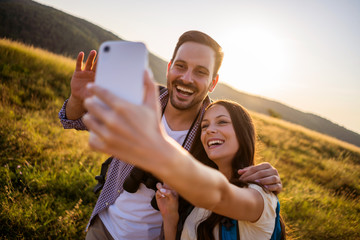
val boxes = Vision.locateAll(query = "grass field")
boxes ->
[1,38,359,239]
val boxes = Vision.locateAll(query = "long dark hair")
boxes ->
[181,100,286,240]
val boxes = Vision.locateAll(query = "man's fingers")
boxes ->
[264,183,282,194]
[240,168,278,182]
[84,50,97,71]
[254,175,281,186]
[238,163,272,180]
[75,52,84,71]
[92,55,98,73]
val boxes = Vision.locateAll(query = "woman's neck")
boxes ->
[217,163,232,180]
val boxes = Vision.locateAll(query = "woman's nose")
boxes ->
[206,124,217,133]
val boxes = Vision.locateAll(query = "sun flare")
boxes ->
[219,28,292,95]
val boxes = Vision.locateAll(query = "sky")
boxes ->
[35,0,360,134]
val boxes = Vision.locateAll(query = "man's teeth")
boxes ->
[176,86,194,94]
[208,140,224,147]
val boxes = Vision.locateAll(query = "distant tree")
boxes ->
[268,108,282,119]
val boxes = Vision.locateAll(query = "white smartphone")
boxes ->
[94,40,148,105]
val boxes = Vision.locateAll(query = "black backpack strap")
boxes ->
[93,156,114,194]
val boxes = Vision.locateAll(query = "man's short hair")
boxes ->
[171,30,224,78]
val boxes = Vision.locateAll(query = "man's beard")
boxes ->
[168,79,204,110]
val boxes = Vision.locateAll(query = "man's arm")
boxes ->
[58,99,88,130]
[58,50,97,129]
[238,163,282,194]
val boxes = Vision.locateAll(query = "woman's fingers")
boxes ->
[143,70,160,117]
[86,83,131,116]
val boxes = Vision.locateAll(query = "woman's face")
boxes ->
[200,104,239,168]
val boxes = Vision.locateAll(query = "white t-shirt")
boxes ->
[99,115,188,240]
[181,184,278,240]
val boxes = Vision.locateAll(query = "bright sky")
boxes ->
[35,0,360,134]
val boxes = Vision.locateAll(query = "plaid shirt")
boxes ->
[58,88,210,233]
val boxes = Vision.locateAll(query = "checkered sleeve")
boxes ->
[58,99,88,130]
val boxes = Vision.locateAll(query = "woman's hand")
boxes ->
[156,183,179,221]
[156,183,179,240]
[82,70,166,171]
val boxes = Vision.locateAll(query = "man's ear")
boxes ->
[208,74,219,93]
[166,61,172,79]
[167,61,172,72]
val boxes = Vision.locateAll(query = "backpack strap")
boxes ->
[219,217,240,240]
[93,156,114,194]
[270,200,282,240]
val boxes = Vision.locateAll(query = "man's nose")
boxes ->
[181,69,193,84]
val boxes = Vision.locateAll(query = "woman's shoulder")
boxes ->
[248,184,277,201]
[247,183,278,221]
[237,184,278,239]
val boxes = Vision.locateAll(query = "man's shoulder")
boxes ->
[158,84,167,93]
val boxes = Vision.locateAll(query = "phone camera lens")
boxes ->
[104,46,110,52]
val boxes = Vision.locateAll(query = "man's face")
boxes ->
[167,42,218,111]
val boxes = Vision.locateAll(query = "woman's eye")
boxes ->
[201,124,209,130]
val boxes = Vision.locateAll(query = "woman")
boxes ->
[156,100,285,239]
[83,75,285,240]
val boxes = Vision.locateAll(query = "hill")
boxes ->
[0,0,168,86]
[210,84,360,147]
[1,37,360,239]
[1,0,359,147]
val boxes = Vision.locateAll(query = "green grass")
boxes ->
[1,38,359,239]
[0,39,107,239]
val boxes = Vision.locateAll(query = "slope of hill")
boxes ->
[1,0,359,147]
[210,84,360,147]
[1,37,360,239]
[0,0,168,85]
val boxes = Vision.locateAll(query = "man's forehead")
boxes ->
[174,42,216,68]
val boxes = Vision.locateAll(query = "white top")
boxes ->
[181,184,278,240]
[161,114,189,145]
[99,115,188,240]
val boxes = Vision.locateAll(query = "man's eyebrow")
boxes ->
[196,65,210,73]
[174,59,186,64]
[174,60,209,72]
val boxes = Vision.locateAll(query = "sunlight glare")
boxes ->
[219,28,291,96]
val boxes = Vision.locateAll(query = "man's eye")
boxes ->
[197,70,208,75]
[175,64,185,69]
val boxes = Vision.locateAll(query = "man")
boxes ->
[59,30,282,239]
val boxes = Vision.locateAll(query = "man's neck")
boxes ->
[164,101,202,131]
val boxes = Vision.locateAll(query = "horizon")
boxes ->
[34,0,360,134]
